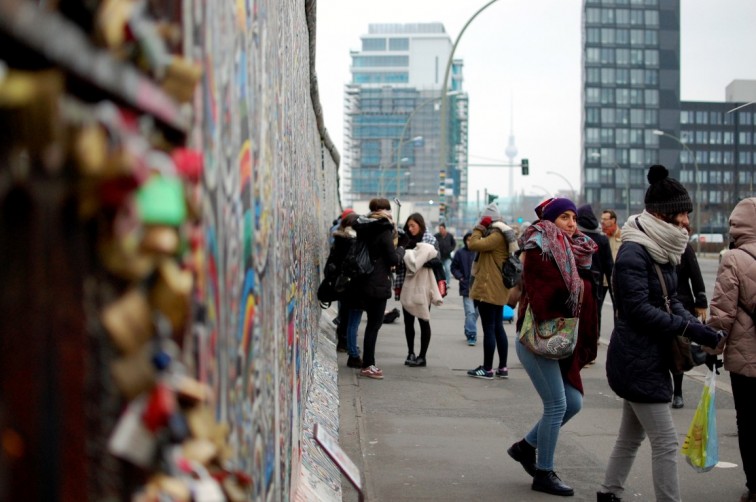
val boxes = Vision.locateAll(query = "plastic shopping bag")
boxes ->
[680,367,718,472]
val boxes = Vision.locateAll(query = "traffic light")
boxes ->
[521,158,529,176]
[487,194,498,204]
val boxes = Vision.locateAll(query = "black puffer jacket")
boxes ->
[353,213,402,300]
[607,242,700,403]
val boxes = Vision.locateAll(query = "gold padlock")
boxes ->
[161,57,203,103]
[182,438,217,465]
[150,259,193,336]
[110,343,157,399]
[71,123,108,176]
[101,288,153,355]
[141,225,180,255]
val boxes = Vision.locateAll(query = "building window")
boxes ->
[645,129,660,146]
[630,49,644,65]
[630,29,644,46]
[644,109,657,124]
[586,27,601,43]
[644,69,658,85]
[362,38,386,51]
[601,129,615,143]
[352,55,409,67]
[630,69,643,85]
[601,108,616,124]
[586,107,601,123]
[616,128,630,145]
[629,129,644,144]
[644,49,658,67]
[629,9,644,25]
[616,9,630,24]
[695,110,708,124]
[723,131,735,145]
[586,87,600,104]
[629,88,643,105]
[644,30,658,45]
[600,168,615,183]
[681,110,692,124]
[739,151,752,164]
[585,168,600,184]
[586,128,601,143]
[389,38,409,51]
[709,131,722,144]
[739,111,753,125]
[723,170,733,183]
[586,48,601,63]
[586,8,601,23]
[724,151,734,164]
[601,28,615,44]
[601,48,615,64]
[616,48,629,65]
[644,89,658,106]
[601,68,615,84]
[616,88,629,105]
[602,8,615,23]
[644,10,659,27]
[630,109,643,125]
[695,131,708,144]
[709,151,722,164]
[710,111,723,125]
[616,68,629,84]
[586,67,601,83]
[601,88,615,105]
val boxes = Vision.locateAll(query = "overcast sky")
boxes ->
[315,0,756,200]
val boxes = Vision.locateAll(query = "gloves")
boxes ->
[704,354,723,374]
[394,288,401,301]
[479,216,492,228]
[405,239,417,250]
[686,322,724,349]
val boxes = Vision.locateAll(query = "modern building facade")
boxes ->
[343,23,469,227]
[582,0,756,236]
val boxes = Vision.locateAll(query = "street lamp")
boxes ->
[438,0,501,219]
[546,171,577,202]
[653,129,701,252]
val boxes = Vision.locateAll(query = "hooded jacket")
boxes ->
[468,221,518,306]
[399,243,443,320]
[353,212,402,300]
[451,232,475,296]
[707,197,756,378]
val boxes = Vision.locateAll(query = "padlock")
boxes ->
[181,438,217,465]
[136,473,191,502]
[136,175,187,226]
[140,225,180,255]
[185,405,215,439]
[221,474,249,502]
[171,374,210,405]
[150,260,193,336]
[99,231,157,280]
[108,396,157,468]
[101,288,153,355]
[185,463,226,502]
[142,380,176,433]
[94,0,136,52]
[161,57,203,103]
[110,343,157,399]
[71,122,108,176]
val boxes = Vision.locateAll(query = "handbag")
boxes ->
[518,290,581,360]
[652,263,695,374]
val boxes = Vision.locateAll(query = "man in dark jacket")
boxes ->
[434,223,456,284]
[451,231,479,345]
[576,204,614,334]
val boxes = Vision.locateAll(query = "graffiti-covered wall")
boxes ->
[185,0,339,499]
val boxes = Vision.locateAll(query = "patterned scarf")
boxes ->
[621,210,689,265]
[519,220,598,314]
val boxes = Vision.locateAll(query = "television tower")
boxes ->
[504,97,518,198]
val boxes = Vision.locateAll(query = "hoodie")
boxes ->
[576,204,613,296]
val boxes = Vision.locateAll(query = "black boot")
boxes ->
[507,439,536,477]
[597,492,621,502]
[532,469,574,497]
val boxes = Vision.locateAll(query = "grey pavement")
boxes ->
[336,261,747,501]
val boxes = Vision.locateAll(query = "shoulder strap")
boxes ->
[737,247,756,263]
[652,262,672,314]
[735,248,756,318]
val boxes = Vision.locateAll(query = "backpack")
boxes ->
[501,254,522,289]
[335,236,374,292]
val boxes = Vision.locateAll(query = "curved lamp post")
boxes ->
[438,0,501,218]
[653,129,701,252]
[546,171,577,202]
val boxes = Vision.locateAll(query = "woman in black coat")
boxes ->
[352,198,403,379]
[598,166,724,502]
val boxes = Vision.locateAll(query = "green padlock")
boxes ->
[136,176,187,225]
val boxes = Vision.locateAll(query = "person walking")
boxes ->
[597,165,725,502]
[671,240,708,409]
[434,222,456,284]
[506,197,598,497]
[394,213,439,367]
[451,231,479,345]
[465,203,519,380]
[352,198,403,380]
[327,212,364,367]
[576,204,614,334]
[707,197,756,502]
[601,209,622,314]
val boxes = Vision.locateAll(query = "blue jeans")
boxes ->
[516,341,583,471]
[346,309,363,358]
[442,258,452,284]
[462,296,478,340]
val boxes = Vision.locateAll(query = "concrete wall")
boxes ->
[184,0,340,499]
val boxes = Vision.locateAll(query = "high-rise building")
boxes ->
[343,23,469,227]
[581,0,680,223]
[582,1,755,237]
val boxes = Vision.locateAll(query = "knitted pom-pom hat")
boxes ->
[644,164,693,215]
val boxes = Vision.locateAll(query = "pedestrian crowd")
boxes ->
[319,165,755,502]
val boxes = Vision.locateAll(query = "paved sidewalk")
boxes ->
[336,288,746,501]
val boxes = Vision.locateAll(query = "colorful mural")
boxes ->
[186,0,339,499]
